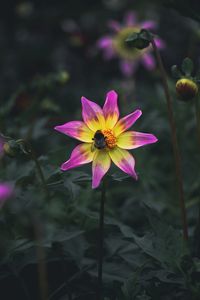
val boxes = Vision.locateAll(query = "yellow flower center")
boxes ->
[102,129,117,149]
[112,26,148,60]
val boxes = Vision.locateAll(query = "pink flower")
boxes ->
[97,11,165,77]
[0,183,13,208]
[55,90,157,188]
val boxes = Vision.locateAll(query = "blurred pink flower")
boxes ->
[54,90,157,188]
[97,11,164,77]
[0,183,13,208]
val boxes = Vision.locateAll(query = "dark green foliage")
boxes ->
[1,1,200,300]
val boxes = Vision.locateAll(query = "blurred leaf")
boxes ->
[181,57,194,76]
[171,65,182,79]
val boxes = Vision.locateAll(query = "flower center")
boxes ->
[102,129,117,149]
[112,26,147,60]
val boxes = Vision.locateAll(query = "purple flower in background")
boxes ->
[0,183,13,208]
[97,11,164,77]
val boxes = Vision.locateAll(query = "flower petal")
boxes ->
[0,184,13,202]
[113,109,142,136]
[97,36,113,49]
[119,59,137,77]
[109,147,137,179]
[92,150,111,189]
[108,20,121,32]
[142,53,156,70]
[117,131,158,149]
[155,38,165,49]
[103,90,119,129]
[124,11,137,27]
[81,97,106,132]
[140,20,157,30]
[54,121,94,142]
[97,36,115,60]
[61,143,95,171]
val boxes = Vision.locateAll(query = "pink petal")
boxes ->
[119,60,137,77]
[109,147,137,179]
[97,36,115,60]
[103,90,119,129]
[92,150,111,188]
[114,109,142,136]
[142,53,156,70]
[140,20,157,30]
[54,121,93,143]
[124,11,137,27]
[117,131,158,149]
[108,20,121,32]
[61,143,94,171]
[97,36,113,50]
[154,38,165,49]
[0,183,13,208]
[81,96,105,131]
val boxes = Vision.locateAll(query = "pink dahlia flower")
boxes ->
[0,183,13,208]
[55,90,157,188]
[97,11,164,77]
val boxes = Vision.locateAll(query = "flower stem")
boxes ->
[26,142,50,200]
[32,216,49,300]
[151,38,188,240]
[194,96,200,148]
[193,95,200,256]
[97,179,106,300]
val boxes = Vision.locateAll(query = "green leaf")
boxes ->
[171,65,182,79]
[181,57,194,76]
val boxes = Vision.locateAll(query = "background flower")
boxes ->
[0,183,13,208]
[97,11,165,76]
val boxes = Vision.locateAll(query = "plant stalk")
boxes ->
[27,142,50,200]
[193,95,200,256]
[97,180,106,300]
[32,216,49,300]
[151,38,188,240]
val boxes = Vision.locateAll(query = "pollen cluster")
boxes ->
[102,129,117,149]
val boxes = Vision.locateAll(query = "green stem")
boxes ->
[32,216,49,300]
[151,38,188,240]
[193,96,200,256]
[194,96,200,148]
[27,143,50,200]
[97,180,106,300]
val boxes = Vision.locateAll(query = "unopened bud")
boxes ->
[176,78,198,101]
[126,29,153,50]
[56,71,69,85]
[3,140,21,157]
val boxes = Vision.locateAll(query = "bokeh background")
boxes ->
[1,0,200,299]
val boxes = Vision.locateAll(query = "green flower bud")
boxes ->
[126,29,153,50]
[56,71,69,85]
[3,140,21,157]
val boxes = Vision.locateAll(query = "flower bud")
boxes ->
[56,71,69,85]
[176,78,198,101]
[3,140,21,157]
[126,29,152,50]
